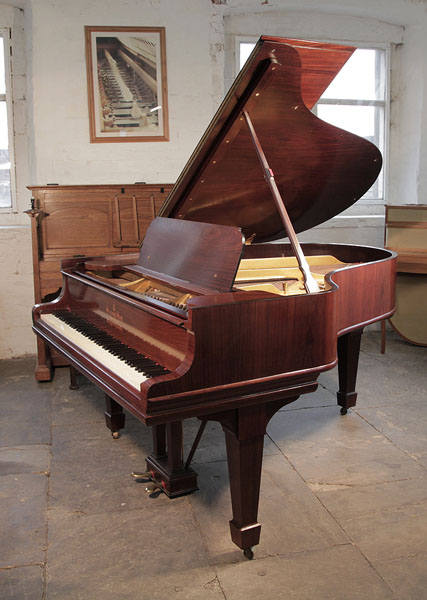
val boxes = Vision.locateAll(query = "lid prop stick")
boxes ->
[243,109,319,294]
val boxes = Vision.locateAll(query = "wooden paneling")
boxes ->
[26,183,173,378]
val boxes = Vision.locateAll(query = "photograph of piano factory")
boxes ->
[96,36,160,133]
[1,1,427,599]
[87,28,168,140]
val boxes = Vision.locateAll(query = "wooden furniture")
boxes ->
[26,184,173,379]
[384,204,427,346]
[32,37,396,558]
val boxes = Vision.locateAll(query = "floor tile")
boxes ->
[267,406,425,485]
[312,477,427,521]
[0,380,53,447]
[0,566,44,600]
[0,445,50,476]
[49,423,157,514]
[355,404,427,467]
[216,545,395,599]
[337,502,427,563]
[0,473,47,567]
[189,454,348,564]
[374,554,427,600]
[46,506,221,599]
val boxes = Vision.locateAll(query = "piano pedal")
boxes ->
[131,470,151,481]
[145,482,163,497]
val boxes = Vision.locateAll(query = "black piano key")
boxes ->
[53,310,170,378]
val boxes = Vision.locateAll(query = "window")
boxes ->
[238,40,388,207]
[0,29,15,213]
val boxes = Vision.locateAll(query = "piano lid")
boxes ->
[160,37,382,243]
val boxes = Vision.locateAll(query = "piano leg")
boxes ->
[145,421,198,497]
[69,366,79,390]
[337,328,363,415]
[152,423,167,459]
[34,337,52,382]
[104,395,126,439]
[216,399,294,558]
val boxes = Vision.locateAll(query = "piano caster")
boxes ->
[243,548,254,560]
[340,407,348,415]
[112,431,120,439]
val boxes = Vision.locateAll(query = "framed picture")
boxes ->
[85,26,169,142]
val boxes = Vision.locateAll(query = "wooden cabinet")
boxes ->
[384,205,427,346]
[26,183,173,379]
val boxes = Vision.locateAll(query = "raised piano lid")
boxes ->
[159,36,382,242]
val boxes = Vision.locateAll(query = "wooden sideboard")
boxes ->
[26,183,173,380]
[384,204,427,347]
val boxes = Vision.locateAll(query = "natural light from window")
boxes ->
[239,43,386,203]
[0,33,12,210]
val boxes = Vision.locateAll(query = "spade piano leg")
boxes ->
[104,395,126,438]
[215,399,296,558]
[145,421,198,497]
[337,328,363,415]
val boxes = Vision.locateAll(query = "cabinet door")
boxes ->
[40,193,116,257]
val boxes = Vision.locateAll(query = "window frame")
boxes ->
[234,36,390,212]
[0,27,17,214]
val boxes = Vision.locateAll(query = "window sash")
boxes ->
[236,38,389,207]
[0,28,17,214]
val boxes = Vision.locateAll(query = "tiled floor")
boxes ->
[0,332,426,599]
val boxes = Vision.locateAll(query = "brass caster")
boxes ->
[340,407,348,415]
[112,431,120,439]
[69,384,79,390]
[243,548,254,560]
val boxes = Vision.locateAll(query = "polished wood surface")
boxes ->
[31,36,396,557]
[26,184,173,379]
[133,217,245,294]
[243,242,396,335]
[160,37,381,241]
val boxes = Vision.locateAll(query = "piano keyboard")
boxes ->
[40,311,170,390]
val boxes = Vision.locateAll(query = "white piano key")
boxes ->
[40,313,148,390]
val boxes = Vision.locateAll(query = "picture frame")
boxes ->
[85,26,169,143]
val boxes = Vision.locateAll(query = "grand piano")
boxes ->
[32,37,396,559]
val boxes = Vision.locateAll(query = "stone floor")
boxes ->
[0,332,426,599]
